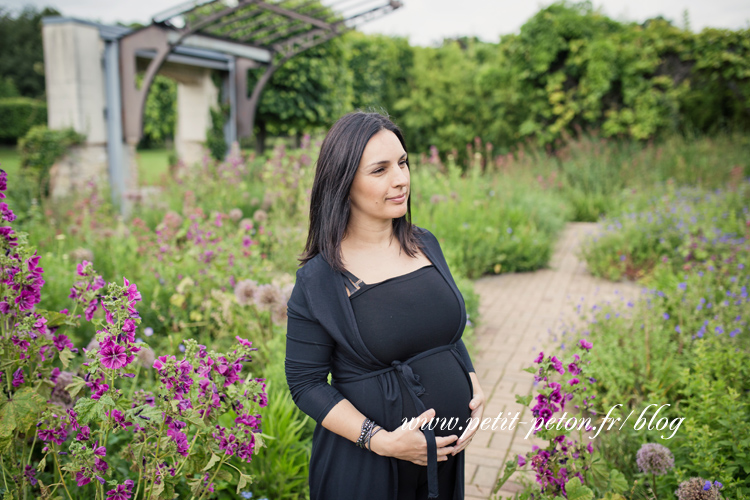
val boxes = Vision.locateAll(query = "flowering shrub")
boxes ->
[494,339,629,499]
[0,169,267,499]
[580,181,750,281]
[567,180,749,497]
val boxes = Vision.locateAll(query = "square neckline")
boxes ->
[342,264,434,297]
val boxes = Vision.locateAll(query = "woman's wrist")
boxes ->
[368,428,392,457]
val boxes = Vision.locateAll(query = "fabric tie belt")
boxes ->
[335,343,467,499]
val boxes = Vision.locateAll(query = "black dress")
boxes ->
[342,264,473,499]
[285,226,475,500]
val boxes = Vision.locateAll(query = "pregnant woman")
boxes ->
[285,111,485,499]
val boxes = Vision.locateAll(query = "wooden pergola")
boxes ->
[120,0,403,145]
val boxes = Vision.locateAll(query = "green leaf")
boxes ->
[184,410,207,429]
[522,366,537,374]
[515,394,533,406]
[236,472,254,494]
[36,309,71,328]
[65,376,87,399]
[565,478,594,500]
[585,452,610,490]
[202,453,221,472]
[59,347,75,369]
[149,479,165,499]
[0,387,46,437]
[214,468,232,482]
[608,469,628,494]
[74,397,107,425]
[128,404,164,423]
[98,394,117,408]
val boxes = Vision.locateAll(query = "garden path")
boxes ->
[463,222,641,499]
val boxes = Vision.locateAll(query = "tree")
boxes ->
[248,35,352,153]
[0,6,61,99]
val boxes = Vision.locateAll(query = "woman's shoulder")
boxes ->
[412,224,438,247]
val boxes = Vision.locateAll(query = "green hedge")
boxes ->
[0,97,47,142]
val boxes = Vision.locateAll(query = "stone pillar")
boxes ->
[175,67,218,166]
[43,20,111,198]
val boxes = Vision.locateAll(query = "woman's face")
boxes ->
[348,129,410,227]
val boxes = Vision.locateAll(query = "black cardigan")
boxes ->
[285,225,475,499]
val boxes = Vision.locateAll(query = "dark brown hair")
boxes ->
[298,111,423,272]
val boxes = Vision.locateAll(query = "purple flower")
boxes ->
[1,201,16,222]
[517,454,526,467]
[534,351,544,363]
[100,342,130,370]
[53,334,75,352]
[636,443,674,475]
[123,278,142,302]
[578,339,593,350]
[75,471,91,487]
[12,368,24,387]
[24,464,37,486]
[76,426,91,441]
[76,261,91,277]
[144,327,154,337]
[15,290,36,311]
[568,378,580,386]
[704,481,711,491]
[663,312,670,320]
[84,300,98,321]
[106,481,134,500]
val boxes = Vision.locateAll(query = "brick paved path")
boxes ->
[463,222,641,499]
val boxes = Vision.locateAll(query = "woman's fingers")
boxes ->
[436,435,458,447]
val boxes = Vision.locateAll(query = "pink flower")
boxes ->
[578,339,593,350]
[123,278,142,302]
[122,319,136,340]
[76,471,91,487]
[533,351,544,363]
[235,336,253,347]
[568,378,580,386]
[517,455,526,467]
[76,261,91,277]
[100,343,129,370]
[53,334,75,352]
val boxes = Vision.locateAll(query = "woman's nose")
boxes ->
[391,164,408,186]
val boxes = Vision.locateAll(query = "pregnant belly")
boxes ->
[400,351,473,438]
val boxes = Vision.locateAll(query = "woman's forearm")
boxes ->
[320,398,373,445]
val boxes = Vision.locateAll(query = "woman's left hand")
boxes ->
[452,372,485,455]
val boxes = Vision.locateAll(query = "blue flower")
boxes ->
[704,480,711,491]
[714,481,723,489]
[663,312,670,320]
[678,282,687,290]
[241,492,253,499]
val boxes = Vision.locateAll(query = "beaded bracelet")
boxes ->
[355,418,375,449]
[368,426,383,452]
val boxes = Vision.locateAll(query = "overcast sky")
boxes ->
[5,0,750,45]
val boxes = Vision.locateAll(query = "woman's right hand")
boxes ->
[369,408,458,466]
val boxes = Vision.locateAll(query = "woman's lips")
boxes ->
[388,193,407,203]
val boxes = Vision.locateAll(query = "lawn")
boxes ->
[136,147,171,186]
[0,145,21,177]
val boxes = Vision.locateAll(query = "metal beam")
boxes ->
[252,2,333,30]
